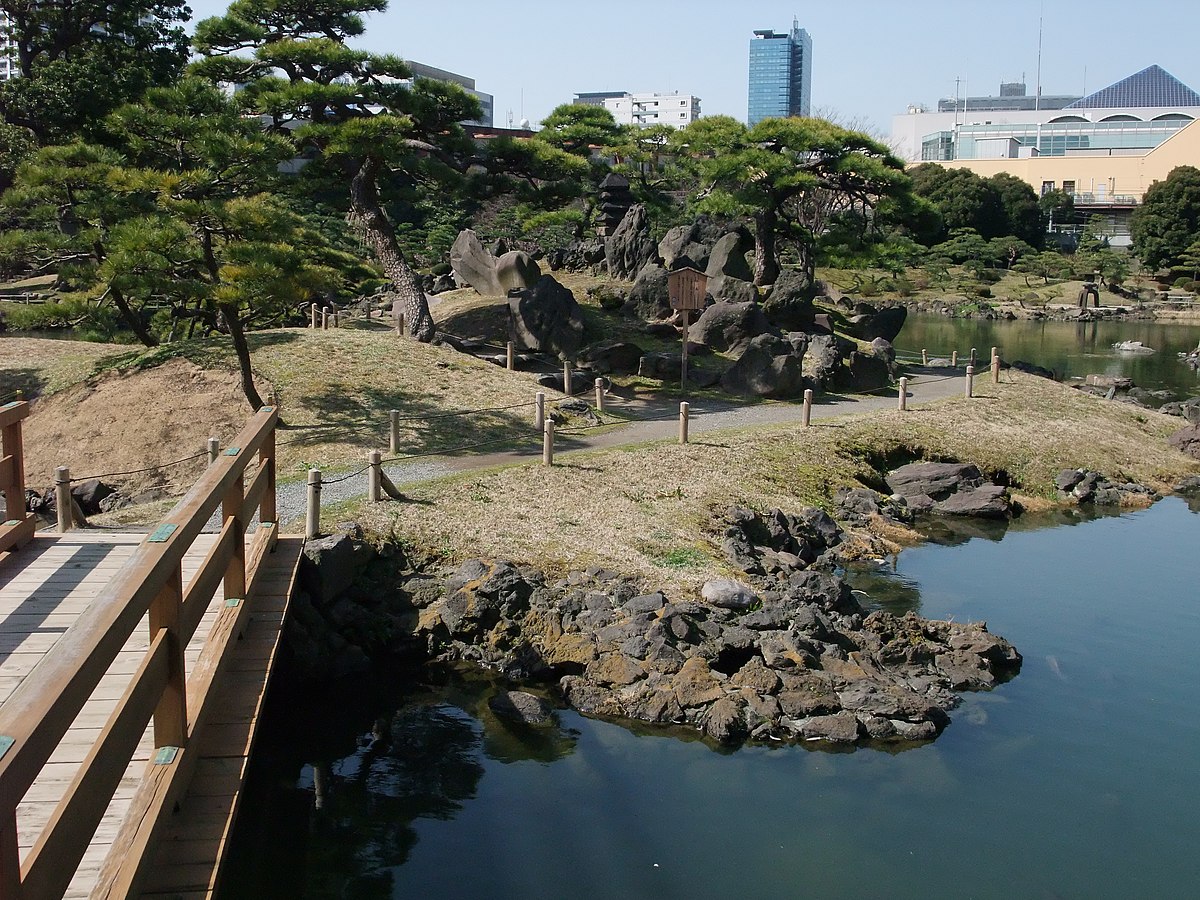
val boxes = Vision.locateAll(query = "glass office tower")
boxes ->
[747,21,812,125]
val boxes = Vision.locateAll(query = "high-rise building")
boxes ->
[1,12,18,82]
[747,19,812,125]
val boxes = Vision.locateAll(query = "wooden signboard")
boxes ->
[667,266,709,392]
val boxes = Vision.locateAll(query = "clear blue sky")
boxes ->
[184,1,1200,135]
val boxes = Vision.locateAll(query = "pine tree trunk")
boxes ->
[110,286,159,347]
[753,207,780,287]
[218,301,265,411]
[348,158,436,341]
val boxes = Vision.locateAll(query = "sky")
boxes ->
[183,1,1200,137]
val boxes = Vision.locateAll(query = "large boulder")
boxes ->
[885,462,1011,519]
[856,306,908,343]
[761,269,815,330]
[688,301,776,355]
[658,224,711,271]
[806,333,850,389]
[508,275,585,358]
[1168,424,1200,460]
[705,231,754,285]
[605,204,658,280]
[578,341,645,375]
[450,229,503,296]
[495,251,541,293]
[623,262,672,320]
[840,350,891,392]
[720,333,809,399]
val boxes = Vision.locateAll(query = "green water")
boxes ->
[222,498,1200,899]
[897,313,1200,398]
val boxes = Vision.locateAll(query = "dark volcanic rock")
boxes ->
[720,333,809,400]
[886,462,1011,519]
[623,262,672,320]
[605,204,659,280]
[508,275,585,358]
[488,690,556,725]
[688,301,776,355]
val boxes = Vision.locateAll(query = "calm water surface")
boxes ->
[897,313,1200,398]
[223,498,1200,900]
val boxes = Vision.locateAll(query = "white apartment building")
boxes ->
[603,91,702,130]
[1,12,17,81]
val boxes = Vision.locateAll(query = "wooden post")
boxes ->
[595,378,605,413]
[534,392,545,430]
[965,365,975,398]
[149,564,187,748]
[991,347,1001,384]
[679,401,689,444]
[321,307,329,330]
[970,347,978,367]
[333,308,340,328]
[207,437,220,465]
[367,450,382,502]
[389,410,400,454]
[802,389,813,427]
[506,341,515,371]
[951,350,959,368]
[563,360,573,397]
[55,466,72,534]
[222,467,246,602]
[542,419,554,466]
[397,312,405,337]
[921,348,928,365]
[392,299,403,335]
[1,813,20,899]
[899,376,908,411]
[310,304,319,329]
[680,308,690,393]
[305,469,322,539]
[259,414,277,530]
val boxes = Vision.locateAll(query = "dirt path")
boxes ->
[280,368,967,524]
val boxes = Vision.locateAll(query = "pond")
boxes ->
[220,497,1200,900]
[896,313,1200,398]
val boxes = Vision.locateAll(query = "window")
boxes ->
[1063,181,1076,195]
[1041,181,1056,196]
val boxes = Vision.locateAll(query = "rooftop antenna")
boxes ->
[1035,3,1043,111]
[954,76,962,127]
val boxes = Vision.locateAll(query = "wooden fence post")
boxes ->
[389,410,400,454]
[507,341,515,371]
[965,365,975,398]
[221,461,246,602]
[951,350,958,368]
[899,376,908,411]
[207,437,220,465]
[534,392,545,431]
[321,307,329,330]
[802,389,813,427]
[970,347,978,367]
[310,304,319,329]
[55,466,72,534]
[563,360,573,397]
[305,469,322,539]
[542,419,554,466]
[595,378,605,413]
[149,564,186,749]
[921,349,928,365]
[991,346,1000,384]
[333,308,340,329]
[679,402,689,444]
[367,450,382,502]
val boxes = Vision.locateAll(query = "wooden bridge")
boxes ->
[0,402,303,899]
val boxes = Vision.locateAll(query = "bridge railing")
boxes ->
[0,405,279,900]
[0,401,36,557]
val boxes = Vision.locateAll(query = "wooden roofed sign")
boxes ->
[668,266,708,311]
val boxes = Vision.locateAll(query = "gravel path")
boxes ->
[270,367,967,527]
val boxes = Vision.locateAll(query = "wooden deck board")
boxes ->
[0,529,301,900]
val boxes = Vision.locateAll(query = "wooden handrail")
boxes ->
[0,405,279,900]
[0,401,35,557]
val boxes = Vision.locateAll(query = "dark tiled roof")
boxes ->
[1065,65,1200,109]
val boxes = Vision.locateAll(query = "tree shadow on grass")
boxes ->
[0,367,45,401]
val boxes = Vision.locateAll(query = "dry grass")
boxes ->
[354,370,1199,595]
[0,336,127,400]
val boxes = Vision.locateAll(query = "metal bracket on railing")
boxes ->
[153,747,180,765]
[147,524,178,543]
[0,736,13,760]
[225,598,242,608]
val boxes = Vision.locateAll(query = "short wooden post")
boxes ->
[149,564,187,748]
[802,389,813,427]
[207,437,220,465]
[965,365,975,398]
[921,348,928,365]
[991,346,1000,383]
[310,304,319,329]
[542,419,554,466]
[534,392,545,430]
[222,465,246,602]
[396,312,405,336]
[970,347,978,367]
[679,401,689,444]
[951,350,959,368]
[367,450,382,502]
[333,308,340,328]
[260,413,277,529]
[305,469,322,539]
[595,378,605,413]
[321,307,329,330]
[389,409,400,454]
[392,299,404,335]
[899,376,908,411]
[563,360,573,396]
[55,466,72,533]
[506,341,515,371]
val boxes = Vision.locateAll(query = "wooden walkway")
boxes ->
[0,530,301,899]
[0,404,302,900]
